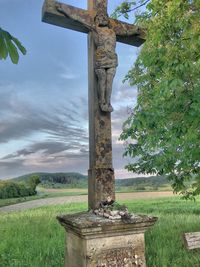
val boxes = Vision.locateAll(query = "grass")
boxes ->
[116,185,172,193]
[0,195,45,208]
[0,197,200,267]
[125,197,200,267]
[0,186,171,208]
[0,189,88,208]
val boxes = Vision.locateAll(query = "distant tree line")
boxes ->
[116,175,168,187]
[14,172,88,188]
[0,175,40,199]
[11,172,171,190]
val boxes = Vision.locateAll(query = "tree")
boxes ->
[0,180,39,199]
[28,175,40,194]
[0,27,26,64]
[114,0,200,198]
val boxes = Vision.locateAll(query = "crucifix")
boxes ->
[42,0,145,210]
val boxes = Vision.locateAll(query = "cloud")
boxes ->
[0,159,25,168]
[0,159,26,178]
[60,73,78,80]
[58,65,79,80]
[112,83,138,104]
[2,149,34,160]
[0,139,89,179]
[0,79,138,179]
[1,142,72,160]
[0,86,88,144]
[29,141,88,158]
[0,84,90,178]
[0,87,20,116]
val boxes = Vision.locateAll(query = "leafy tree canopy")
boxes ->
[115,0,200,199]
[0,27,26,64]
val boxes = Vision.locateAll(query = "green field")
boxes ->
[0,197,200,267]
[0,189,88,208]
[0,174,172,208]
[0,185,171,208]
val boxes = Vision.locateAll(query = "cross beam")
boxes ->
[42,0,145,209]
[42,0,145,46]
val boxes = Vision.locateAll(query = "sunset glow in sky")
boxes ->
[0,0,142,179]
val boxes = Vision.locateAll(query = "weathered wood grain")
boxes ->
[183,232,200,250]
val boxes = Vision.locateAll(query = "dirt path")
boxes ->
[0,191,174,213]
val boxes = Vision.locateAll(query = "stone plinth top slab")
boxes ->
[57,212,157,238]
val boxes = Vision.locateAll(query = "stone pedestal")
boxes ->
[57,212,157,267]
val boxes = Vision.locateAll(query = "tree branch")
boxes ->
[128,0,150,12]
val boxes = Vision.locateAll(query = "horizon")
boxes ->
[0,171,153,181]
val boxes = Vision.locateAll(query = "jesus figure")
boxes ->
[56,2,141,113]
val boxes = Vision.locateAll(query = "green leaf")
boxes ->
[0,27,26,64]
[0,34,8,59]
[11,36,26,55]
[4,32,19,64]
[7,40,19,64]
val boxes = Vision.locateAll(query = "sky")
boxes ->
[0,0,143,179]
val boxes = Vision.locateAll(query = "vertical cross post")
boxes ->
[88,0,115,210]
[42,0,145,210]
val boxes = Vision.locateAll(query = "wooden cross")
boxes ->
[42,0,145,209]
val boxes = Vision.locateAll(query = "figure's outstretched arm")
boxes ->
[55,2,95,31]
[109,18,145,37]
[109,18,145,46]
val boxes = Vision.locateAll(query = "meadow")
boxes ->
[0,197,200,267]
[0,188,88,208]
[0,186,171,208]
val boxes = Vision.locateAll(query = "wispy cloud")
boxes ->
[0,84,88,143]
[0,80,140,179]
[0,83,90,178]
[58,65,79,80]
[112,83,138,104]
[60,72,78,80]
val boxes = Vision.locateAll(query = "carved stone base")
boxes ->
[57,212,157,267]
[88,168,115,209]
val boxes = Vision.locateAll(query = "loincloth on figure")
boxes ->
[95,48,118,69]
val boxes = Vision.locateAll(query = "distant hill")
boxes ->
[10,172,171,190]
[12,172,87,188]
[116,175,170,188]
